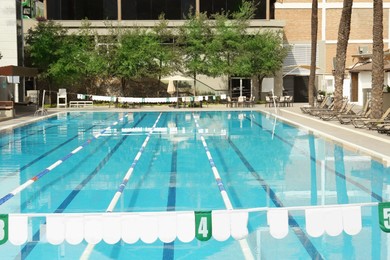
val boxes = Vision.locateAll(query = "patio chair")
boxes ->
[352,107,390,129]
[237,96,246,107]
[277,96,286,107]
[337,99,371,124]
[265,96,273,107]
[226,96,234,107]
[284,96,293,107]
[245,96,255,107]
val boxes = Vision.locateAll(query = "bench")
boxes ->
[0,101,14,118]
[69,101,94,108]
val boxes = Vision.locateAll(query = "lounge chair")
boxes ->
[301,96,329,114]
[377,123,390,134]
[337,99,371,124]
[308,99,346,117]
[352,107,390,129]
[319,103,355,121]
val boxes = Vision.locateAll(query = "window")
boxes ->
[47,0,117,20]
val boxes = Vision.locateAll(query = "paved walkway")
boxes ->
[262,104,390,166]
[1,103,389,166]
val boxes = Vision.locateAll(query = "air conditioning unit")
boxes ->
[358,46,369,54]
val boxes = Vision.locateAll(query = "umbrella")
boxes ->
[167,80,176,95]
[161,74,193,108]
[161,74,193,82]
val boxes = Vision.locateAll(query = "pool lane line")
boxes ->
[192,113,232,210]
[18,114,147,260]
[0,113,130,206]
[106,112,163,212]
[163,140,178,260]
[80,112,163,260]
[227,137,324,260]
[0,125,57,149]
[0,112,88,149]
[192,113,254,260]
[0,112,119,182]
[162,113,179,260]
[246,114,384,202]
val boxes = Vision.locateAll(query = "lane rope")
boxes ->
[0,113,129,206]
[192,112,254,260]
[80,112,162,260]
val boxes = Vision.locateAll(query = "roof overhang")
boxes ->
[0,65,38,77]
[349,60,390,73]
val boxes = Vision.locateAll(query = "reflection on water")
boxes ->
[0,111,389,259]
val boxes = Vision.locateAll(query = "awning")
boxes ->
[0,65,38,77]
[349,60,390,72]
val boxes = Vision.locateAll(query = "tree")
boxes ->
[206,12,240,78]
[116,27,161,95]
[205,1,258,96]
[25,20,68,97]
[333,0,353,110]
[152,15,181,91]
[240,31,288,99]
[308,0,318,106]
[371,0,384,119]
[178,10,211,95]
[49,21,108,94]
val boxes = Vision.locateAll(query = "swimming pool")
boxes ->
[0,111,389,259]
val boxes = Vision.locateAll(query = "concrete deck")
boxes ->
[1,103,389,166]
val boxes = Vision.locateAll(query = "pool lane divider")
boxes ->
[192,113,233,210]
[106,112,162,212]
[18,114,146,260]
[0,114,130,207]
[80,112,162,260]
[192,113,254,260]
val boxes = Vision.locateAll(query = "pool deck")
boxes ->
[1,103,389,166]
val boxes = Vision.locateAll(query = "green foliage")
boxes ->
[25,20,68,77]
[49,21,108,92]
[242,30,288,78]
[152,15,181,77]
[206,12,242,77]
[178,11,211,77]
[24,1,288,97]
[117,27,160,79]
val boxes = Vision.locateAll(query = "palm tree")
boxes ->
[371,0,384,119]
[333,0,353,110]
[308,0,318,106]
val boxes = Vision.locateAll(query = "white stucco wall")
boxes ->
[0,0,18,67]
[358,72,372,106]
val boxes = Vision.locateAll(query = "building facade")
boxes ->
[0,0,24,102]
[275,0,390,104]
[1,0,390,103]
[22,0,284,99]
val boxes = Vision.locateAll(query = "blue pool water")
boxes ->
[0,111,389,259]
